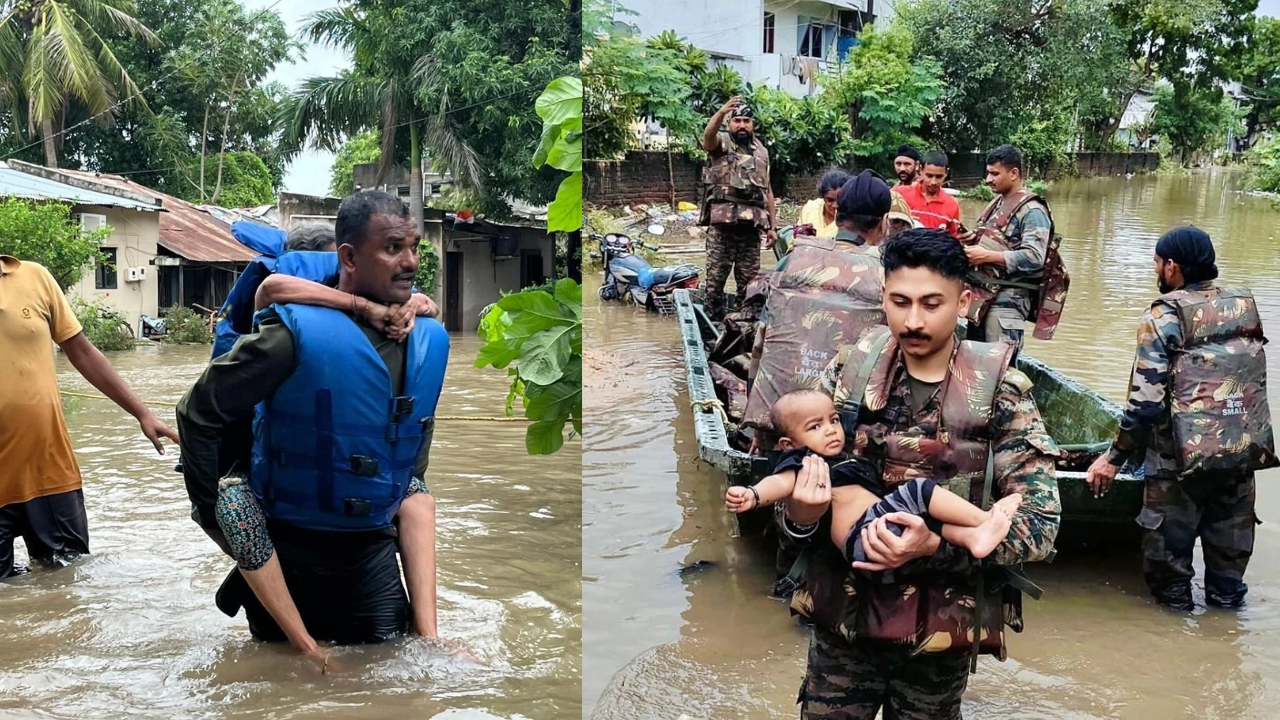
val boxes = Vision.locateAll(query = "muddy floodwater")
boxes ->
[0,335,581,720]
[584,168,1280,719]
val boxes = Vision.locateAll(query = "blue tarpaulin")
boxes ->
[231,220,286,258]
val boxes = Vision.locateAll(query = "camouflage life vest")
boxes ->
[742,233,885,433]
[698,133,771,229]
[967,191,1070,341]
[795,327,1023,660]
[1163,285,1279,477]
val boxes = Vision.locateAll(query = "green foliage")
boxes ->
[1,0,297,195]
[1149,84,1239,164]
[330,131,383,196]
[0,199,111,290]
[1244,137,1280,193]
[533,77,583,233]
[415,241,440,296]
[747,86,855,194]
[476,77,583,455]
[71,299,136,352]
[1238,17,1280,148]
[0,0,158,167]
[898,0,1129,168]
[209,152,277,208]
[822,24,943,169]
[162,307,213,344]
[583,30,698,158]
[475,279,583,454]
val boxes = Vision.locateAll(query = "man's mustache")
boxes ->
[899,330,931,342]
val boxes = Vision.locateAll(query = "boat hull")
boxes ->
[674,289,1144,545]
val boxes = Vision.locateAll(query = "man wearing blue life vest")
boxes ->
[176,191,450,667]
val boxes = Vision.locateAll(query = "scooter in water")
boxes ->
[591,226,701,314]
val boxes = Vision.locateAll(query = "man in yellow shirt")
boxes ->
[0,255,178,579]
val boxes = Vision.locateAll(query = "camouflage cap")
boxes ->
[729,102,754,119]
[887,190,917,226]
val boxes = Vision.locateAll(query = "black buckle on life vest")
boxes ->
[349,455,380,477]
[390,396,415,419]
[343,498,372,517]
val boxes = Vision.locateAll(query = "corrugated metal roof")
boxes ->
[53,168,259,263]
[0,161,161,212]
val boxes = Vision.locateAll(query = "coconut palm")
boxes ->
[0,0,158,167]
[277,5,481,236]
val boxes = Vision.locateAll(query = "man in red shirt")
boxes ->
[896,151,962,237]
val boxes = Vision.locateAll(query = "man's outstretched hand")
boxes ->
[138,412,179,455]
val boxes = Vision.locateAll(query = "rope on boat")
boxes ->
[690,397,730,425]
[57,390,531,422]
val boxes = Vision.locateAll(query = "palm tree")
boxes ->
[277,5,481,237]
[0,0,158,167]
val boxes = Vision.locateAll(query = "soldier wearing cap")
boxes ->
[1087,226,1277,611]
[698,95,777,319]
[891,145,922,187]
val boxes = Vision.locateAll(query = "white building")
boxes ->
[623,0,878,97]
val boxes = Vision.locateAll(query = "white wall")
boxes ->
[450,229,554,332]
[627,0,762,60]
[67,204,160,337]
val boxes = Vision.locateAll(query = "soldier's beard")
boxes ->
[1158,277,1175,294]
[732,129,753,143]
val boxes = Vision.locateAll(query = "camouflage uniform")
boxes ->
[1107,281,1276,608]
[967,195,1053,352]
[701,131,772,318]
[782,330,1061,719]
[741,231,884,433]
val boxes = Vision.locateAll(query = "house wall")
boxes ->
[67,204,160,336]
[627,0,760,61]
[277,192,341,229]
[445,225,553,332]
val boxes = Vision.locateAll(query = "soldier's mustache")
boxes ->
[900,330,931,342]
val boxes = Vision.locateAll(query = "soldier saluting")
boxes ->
[698,95,778,320]
[1088,226,1278,611]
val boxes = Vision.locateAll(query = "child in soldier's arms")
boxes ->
[725,389,1021,563]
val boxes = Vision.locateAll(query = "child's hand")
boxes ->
[725,486,755,513]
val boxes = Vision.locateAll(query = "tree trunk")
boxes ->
[210,77,241,205]
[409,121,425,238]
[41,118,57,168]
[199,106,211,201]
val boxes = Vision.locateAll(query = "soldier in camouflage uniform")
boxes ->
[1088,226,1277,611]
[780,229,1061,720]
[961,144,1053,353]
[699,96,777,319]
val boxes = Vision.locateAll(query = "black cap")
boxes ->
[1155,225,1216,268]
[895,145,921,162]
[837,170,892,218]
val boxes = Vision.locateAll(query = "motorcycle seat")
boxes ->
[643,265,700,287]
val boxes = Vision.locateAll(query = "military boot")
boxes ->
[1205,575,1248,609]
[1152,583,1195,612]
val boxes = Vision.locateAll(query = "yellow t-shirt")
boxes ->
[0,256,84,506]
[799,198,838,238]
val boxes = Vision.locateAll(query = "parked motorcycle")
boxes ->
[590,226,701,314]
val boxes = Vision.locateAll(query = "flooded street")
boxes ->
[0,336,581,720]
[584,168,1280,719]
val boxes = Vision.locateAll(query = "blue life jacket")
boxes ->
[249,303,449,531]
[212,251,340,360]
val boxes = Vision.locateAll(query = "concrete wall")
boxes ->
[586,150,1164,207]
[445,225,553,332]
[628,0,760,61]
[67,204,161,336]
[277,191,341,229]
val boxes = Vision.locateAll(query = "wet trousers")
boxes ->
[1138,472,1256,607]
[705,223,762,317]
[799,624,970,720]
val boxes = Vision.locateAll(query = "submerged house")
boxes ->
[0,160,257,334]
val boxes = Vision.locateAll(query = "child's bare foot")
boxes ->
[965,509,1013,560]
[992,492,1023,519]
